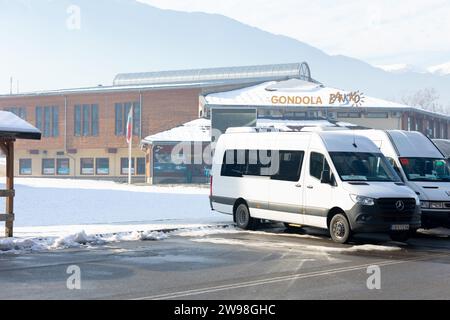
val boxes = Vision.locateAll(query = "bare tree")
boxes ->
[401,88,447,113]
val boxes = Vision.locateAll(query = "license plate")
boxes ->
[391,224,410,231]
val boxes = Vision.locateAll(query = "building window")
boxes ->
[36,106,43,132]
[133,102,141,136]
[96,158,109,175]
[75,104,99,136]
[52,106,59,137]
[115,103,123,135]
[3,107,27,120]
[82,104,90,136]
[136,157,146,175]
[36,106,59,137]
[120,157,135,175]
[44,106,51,137]
[337,112,361,118]
[19,159,32,175]
[56,158,70,175]
[92,104,99,136]
[42,159,55,175]
[115,102,141,136]
[80,158,94,175]
[74,105,82,136]
[366,112,389,118]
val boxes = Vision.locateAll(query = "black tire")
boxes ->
[390,232,410,242]
[329,213,351,244]
[234,203,255,230]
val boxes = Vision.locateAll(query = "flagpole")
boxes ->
[128,132,132,185]
[128,106,133,185]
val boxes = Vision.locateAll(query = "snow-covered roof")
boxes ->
[142,118,211,144]
[0,111,41,140]
[204,78,413,110]
[141,118,358,144]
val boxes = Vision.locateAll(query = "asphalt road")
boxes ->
[0,225,449,300]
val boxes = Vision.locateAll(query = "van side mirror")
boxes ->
[320,169,331,184]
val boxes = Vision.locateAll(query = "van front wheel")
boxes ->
[235,203,255,230]
[329,214,351,244]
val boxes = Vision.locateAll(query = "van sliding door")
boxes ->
[267,150,305,225]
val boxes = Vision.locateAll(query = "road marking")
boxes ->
[132,253,448,300]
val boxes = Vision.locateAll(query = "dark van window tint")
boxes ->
[221,150,246,177]
[310,152,330,180]
[221,149,304,181]
[271,151,304,182]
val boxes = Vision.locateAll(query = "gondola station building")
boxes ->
[1,62,449,182]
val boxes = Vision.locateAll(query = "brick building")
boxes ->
[0,63,304,180]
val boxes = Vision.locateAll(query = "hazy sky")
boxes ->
[1,0,449,94]
[139,0,450,67]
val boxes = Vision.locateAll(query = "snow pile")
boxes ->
[173,225,240,237]
[0,229,168,255]
[50,231,105,249]
[0,237,47,254]
[102,230,168,242]
[345,244,401,252]
[192,237,401,254]
[418,227,450,237]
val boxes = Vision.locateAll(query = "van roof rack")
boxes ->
[300,126,350,132]
[225,127,281,134]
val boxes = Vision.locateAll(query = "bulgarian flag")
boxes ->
[126,106,133,144]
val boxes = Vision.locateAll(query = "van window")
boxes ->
[330,152,400,182]
[310,152,330,180]
[399,157,450,182]
[221,150,245,177]
[387,157,404,180]
[271,151,304,182]
[221,149,303,181]
[221,150,270,177]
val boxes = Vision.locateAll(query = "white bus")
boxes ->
[209,128,421,243]
[354,129,450,229]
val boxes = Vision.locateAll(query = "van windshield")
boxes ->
[399,157,450,182]
[330,152,401,182]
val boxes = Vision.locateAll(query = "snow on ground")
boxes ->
[0,178,228,229]
[0,177,232,254]
[0,177,448,255]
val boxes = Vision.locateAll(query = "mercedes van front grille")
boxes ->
[376,198,416,222]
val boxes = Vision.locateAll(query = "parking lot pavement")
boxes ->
[0,226,449,300]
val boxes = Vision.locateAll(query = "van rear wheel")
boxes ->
[329,214,351,244]
[235,203,255,230]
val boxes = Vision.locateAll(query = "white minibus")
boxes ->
[354,130,450,228]
[209,128,421,243]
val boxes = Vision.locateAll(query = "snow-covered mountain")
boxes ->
[428,62,450,76]
[375,64,427,74]
[1,0,450,105]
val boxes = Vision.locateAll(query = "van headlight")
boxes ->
[430,202,444,209]
[420,201,430,209]
[350,194,375,206]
